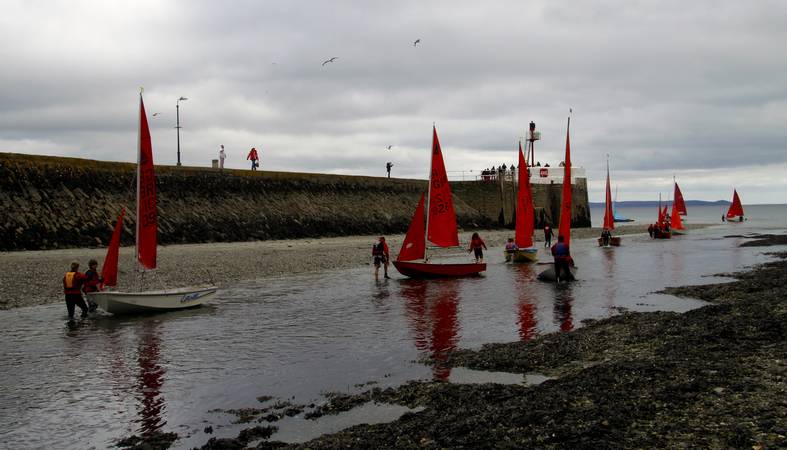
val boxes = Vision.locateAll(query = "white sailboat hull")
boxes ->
[87,286,217,315]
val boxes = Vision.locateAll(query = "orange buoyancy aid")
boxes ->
[63,271,85,295]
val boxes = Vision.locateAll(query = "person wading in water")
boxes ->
[372,236,390,279]
[63,261,89,320]
[551,235,574,283]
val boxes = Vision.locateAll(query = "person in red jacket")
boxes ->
[468,232,488,263]
[63,261,89,319]
[372,236,390,279]
[246,147,260,171]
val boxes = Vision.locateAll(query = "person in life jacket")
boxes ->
[551,235,574,283]
[372,236,390,279]
[63,261,89,319]
[83,259,103,312]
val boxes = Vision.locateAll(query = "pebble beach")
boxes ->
[0,225,663,310]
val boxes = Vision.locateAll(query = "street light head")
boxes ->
[178,97,188,101]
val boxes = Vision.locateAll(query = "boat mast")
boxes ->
[424,124,435,262]
[135,90,142,275]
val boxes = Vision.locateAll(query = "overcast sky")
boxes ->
[2,0,786,203]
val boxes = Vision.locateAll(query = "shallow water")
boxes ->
[1,223,785,449]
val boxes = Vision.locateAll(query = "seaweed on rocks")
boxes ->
[115,431,179,449]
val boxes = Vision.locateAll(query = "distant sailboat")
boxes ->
[673,180,687,216]
[598,156,621,247]
[612,188,634,223]
[506,141,538,262]
[87,93,218,314]
[652,194,671,239]
[393,127,486,278]
[725,189,745,221]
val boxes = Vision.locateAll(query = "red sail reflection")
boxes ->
[553,287,574,332]
[400,280,461,380]
[512,265,538,341]
[135,323,167,435]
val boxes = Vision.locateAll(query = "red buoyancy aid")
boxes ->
[63,271,86,295]
[83,269,101,293]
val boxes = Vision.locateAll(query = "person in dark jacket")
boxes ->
[63,261,88,319]
[83,259,102,312]
[551,235,573,283]
[372,236,390,279]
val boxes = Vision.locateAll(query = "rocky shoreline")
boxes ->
[0,224,665,310]
[114,230,787,449]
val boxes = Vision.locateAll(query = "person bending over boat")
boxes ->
[551,235,573,283]
[468,232,487,263]
[63,261,89,320]
[83,259,103,312]
[372,236,390,279]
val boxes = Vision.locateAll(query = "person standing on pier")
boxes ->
[63,261,88,320]
[219,145,226,169]
[247,147,260,171]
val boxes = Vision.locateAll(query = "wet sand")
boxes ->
[0,224,678,310]
[151,233,786,449]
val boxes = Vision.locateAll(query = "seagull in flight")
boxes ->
[322,57,338,66]
[413,39,421,47]
[386,145,394,150]
[152,112,160,116]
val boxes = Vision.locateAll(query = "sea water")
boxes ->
[1,216,786,448]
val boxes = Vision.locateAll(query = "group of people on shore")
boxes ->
[62,259,102,320]
[216,145,263,171]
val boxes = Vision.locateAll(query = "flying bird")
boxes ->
[413,39,421,47]
[322,57,338,66]
[386,145,394,150]
[152,112,160,116]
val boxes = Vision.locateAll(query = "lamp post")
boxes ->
[176,96,188,166]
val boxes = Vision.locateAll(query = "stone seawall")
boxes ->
[0,153,590,251]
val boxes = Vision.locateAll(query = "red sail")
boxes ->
[515,142,534,248]
[603,166,615,230]
[136,95,157,270]
[726,189,744,218]
[558,118,573,245]
[397,193,426,262]
[100,207,125,288]
[670,201,684,230]
[426,127,459,247]
[674,182,687,216]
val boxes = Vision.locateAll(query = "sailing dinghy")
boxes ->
[505,141,538,262]
[538,115,577,282]
[725,189,745,222]
[393,127,486,278]
[598,156,621,247]
[87,94,217,314]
